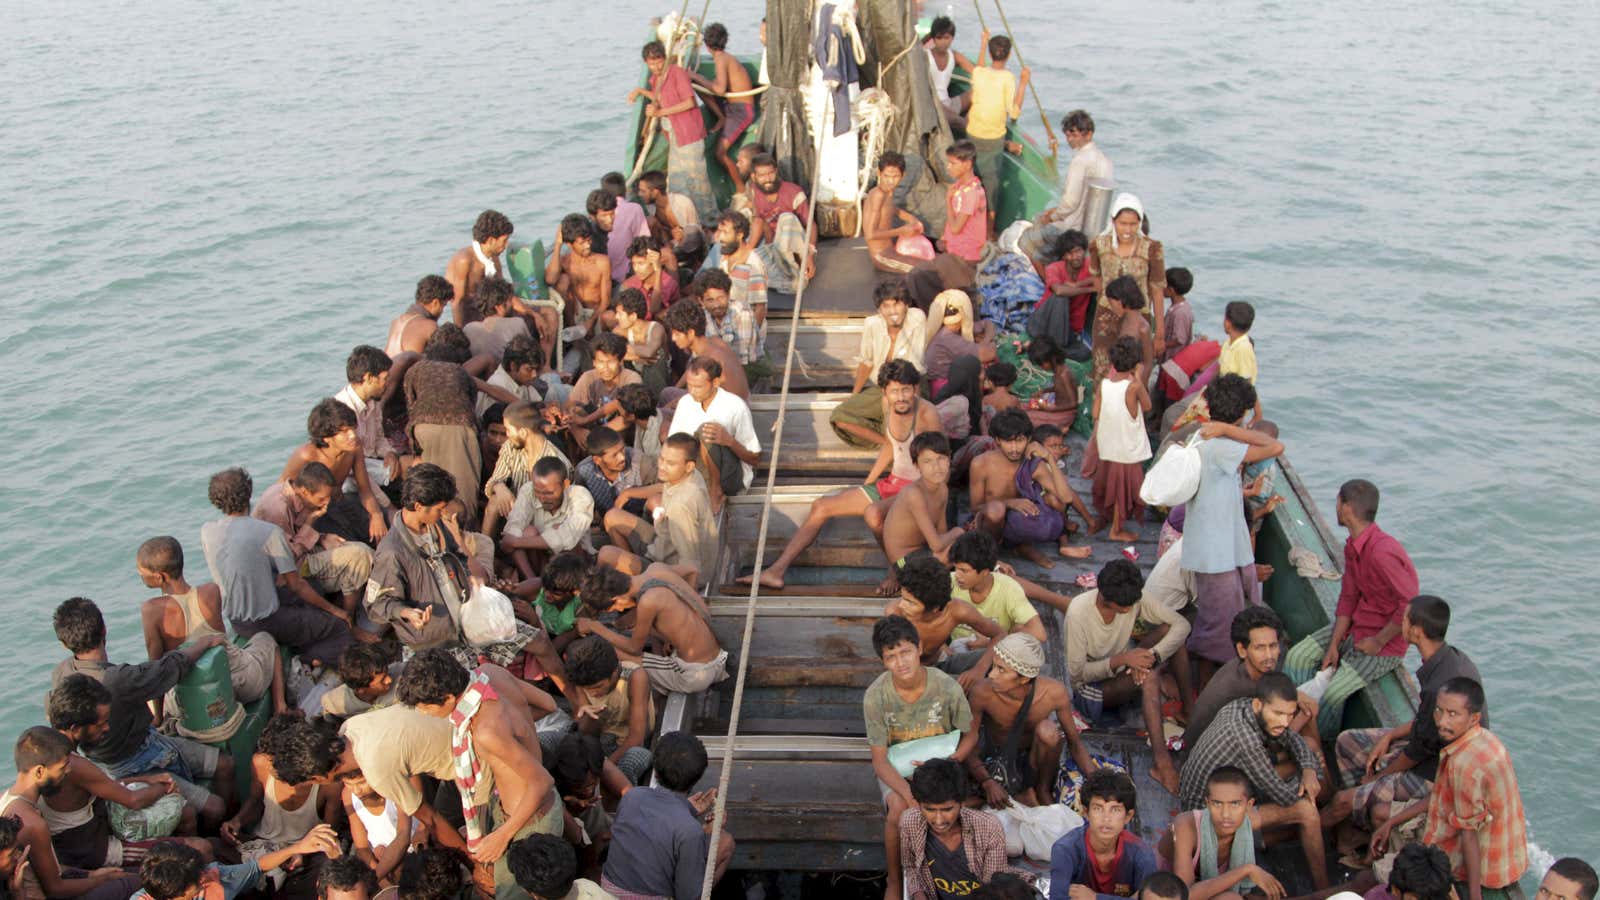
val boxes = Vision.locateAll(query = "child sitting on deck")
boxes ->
[885,551,1006,687]
[320,641,399,720]
[1092,337,1153,543]
[1047,769,1160,900]
[562,636,655,786]
[1024,335,1081,432]
[574,563,728,695]
[343,770,424,887]
[982,361,1022,423]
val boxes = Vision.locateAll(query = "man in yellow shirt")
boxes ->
[965,31,1029,236]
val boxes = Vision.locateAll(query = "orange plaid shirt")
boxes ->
[1421,725,1528,889]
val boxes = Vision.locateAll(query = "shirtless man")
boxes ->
[575,564,729,696]
[446,209,515,327]
[969,408,1088,567]
[662,298,750,400]
[384,275,453,357]
[740,363,944,591]
[1,727,138,900]
[279,398,388,543]
[886,551,1004,690]
[878,433,964,596]
[1104,275,1155,381]
[396,651,563,900]
[548,214,612,336]
[862,152,927,274]
[963,633,1097,807]
[135,536,287,713]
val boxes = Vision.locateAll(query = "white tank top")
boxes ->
[353,796,414,849]
[927,48,955,99]
[1095,379,1152,464]
[886,399,923,481]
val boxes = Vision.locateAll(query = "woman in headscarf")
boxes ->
[1088,193,1166,380]
[924,290,996,438]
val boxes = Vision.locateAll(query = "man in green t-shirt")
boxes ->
[947,531,1048,646]
[863,615,978,900]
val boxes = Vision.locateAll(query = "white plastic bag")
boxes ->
[997,219,1032,256]
[461,584,516,646]
[1016,803,1083,862]
[990,806,1026,858]
[1299,666,1337,703]
[1140,434,1204,507]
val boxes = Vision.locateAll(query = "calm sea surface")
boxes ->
[3,0,1595,871]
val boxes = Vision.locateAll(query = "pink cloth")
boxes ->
[942,177,987,263]
[652,65,706,146]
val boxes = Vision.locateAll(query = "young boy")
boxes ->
[565,332,643,450]
[965,33,1029,234]
[863,615,977,900]
[1140,872,1191,900]
[575,564,728,695]
[1047,769,1160,900]
[691,23,756,192]
[548,214,612,335]
[575,426,643,519]
[886,551,1006,688]
[863,152,928,274]
[982,362,1022,417]
[1161,267,1194,363]
[343,770,423,886]
[878,433,964,595]
[601,732,734,899]
[506,833,612,900]
[600,433,718,585]
[939,140,988,269]
[563,636,655,785]
[1159,766,1282,900]
[621,236,680,319]
[134,827,341,900]
[545,733,633,873]
[516,550,589,657]
[320,641,400,719]
[615,383,665,477]
[946,531,1047,646]
[1040,230,1095,345]
[1219,301,1256,384]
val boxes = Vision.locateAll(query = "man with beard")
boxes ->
[445,209,515,327]
[711,212,768,333]
[969,408,1084,568]
[396,651,563,900]
[745,154,815,290]
[1178,674,1328,891]
[830,281,928,449]
[385,275,453,357]
[483,401,572,538]
[1,726,140,900]
[740,360,943,591]
[693,269,761,367]
[1182,605,1320,752]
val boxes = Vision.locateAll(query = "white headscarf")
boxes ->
[926,289,975,347]
[1101,192,1146,243]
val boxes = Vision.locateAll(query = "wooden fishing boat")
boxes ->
[608,5,1417,891]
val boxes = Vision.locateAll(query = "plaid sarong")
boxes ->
[1333,727,1432,830]
[449,668,497,851]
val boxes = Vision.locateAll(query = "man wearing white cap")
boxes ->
[963,633,1096,808]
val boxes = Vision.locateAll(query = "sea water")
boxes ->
[2,0,1595,871]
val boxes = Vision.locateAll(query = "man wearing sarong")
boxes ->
[829,282,927,449]
[396,651,563,900]
[968,409,1080,569]
[745,153,814,291]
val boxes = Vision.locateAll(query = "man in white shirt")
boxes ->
[667,356,761,509]
[501,456,596,580]
[828,280,927,448]
[1025,109,1114,258]
[334,345,401,499]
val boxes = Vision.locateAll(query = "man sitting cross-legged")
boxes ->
[575,564,729,696]
[864,615,978,900]
[600,433,719,586]
[1064,559,1187,795]
[741,360,943,591]
[970,408,1091,568]
[254,462,376,626]
[963,633,1096,808]
[830,280,928,449]
[396,650,563,900]
[1158,765,1286,900]
[1177,674,1328,892]
[887,552,1006,692]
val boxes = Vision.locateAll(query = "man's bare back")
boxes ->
[446,247,491,327]
[637,572,720,664]
[392,309,438,355]
[685,337,750,399]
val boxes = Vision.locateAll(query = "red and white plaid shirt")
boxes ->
[1421,725,1528,889]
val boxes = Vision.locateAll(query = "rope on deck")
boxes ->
[697,92,832,900]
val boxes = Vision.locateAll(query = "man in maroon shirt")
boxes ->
[746,154,815,288]
[1283,478,1418,736]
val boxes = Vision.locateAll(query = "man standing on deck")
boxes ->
[1322,595,1487,836]
[829,282,927,449]
[1283,479,1417,736]
[1371,678,1527,900]
[1024,110,1114,259]
[445,210,515,327]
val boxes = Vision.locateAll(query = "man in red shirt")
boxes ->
[746,153,814,289]
[1283,479,1417,735]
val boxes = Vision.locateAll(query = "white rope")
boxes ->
[697,90,833,900]
[853,88,896,238]
[692,82,771,100]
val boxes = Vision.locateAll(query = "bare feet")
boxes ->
[875,575,901,597]
[1016,543,1055,569]
[736,568,787,591]
[1108,528,1139,543]
[1058,541,1093,560]
[1086,518,1107,536]
[1151,759,1181,796]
